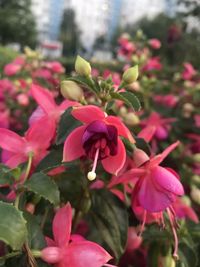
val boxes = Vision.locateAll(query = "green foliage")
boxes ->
[59,8,80,56]
[0,0,37,47]
[24,173,60,206]
[0,202,27,250]
[89,190,128,260]
[0,46,18,72]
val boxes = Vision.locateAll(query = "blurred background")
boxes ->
[0,0,200,68]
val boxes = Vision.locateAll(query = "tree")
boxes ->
[0,0,37,48]
[59,8,81,57]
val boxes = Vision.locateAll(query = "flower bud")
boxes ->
[61,80,83,101]
[191,186,200,205]
[193,153,200,163]
[124,112,140,126]
[181,196,191,206]
[126,227,142,252]
[133,148,149,167]
[25,203,35,214]
[122,65,139,84]
[159,254,176,267]
[75,55,91,76]
[41,247,63,264]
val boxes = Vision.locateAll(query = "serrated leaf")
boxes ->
[177,243,198,267]
[56,107,82,145]
[110,91,141,111]
[0,202,27,250]
[24,173,60,206]
[90,190,128,259]
[36,147,63,172]
[23,212,46,250]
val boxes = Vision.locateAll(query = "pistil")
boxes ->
[87,148,100,181]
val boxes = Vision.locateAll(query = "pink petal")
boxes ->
[101,138,126,175]
[59,100,79,110]
[72,105,105,124]
[0,128,26,153]
[108,169,144,187]
[138,126,156,142]
[29,106,46,125]
[53,203,72,247]
[138,174,175,212]
[105,116,135,143]
[65,241,112,267]
[31,84,56,113]
[150,141,180,166]
[25,117,55,149]
[5,154,27,168]
[63,125,86,162]
[152,166,184,196]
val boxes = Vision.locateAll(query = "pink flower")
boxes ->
[148,39,161,49]
[0,110,10,128]
[63,105,134,177]
[110,141,184,258]
[45,61,65,73]
[140,112,176,140]
[182,62,196,80]
[16,93,30,106]
[0,116,55,168]
[142,57,162,72]
[41,203,115,267]
[4,63,21,76]
[154,94,178,108]
[118,36,136,59]
[29,84,77,126]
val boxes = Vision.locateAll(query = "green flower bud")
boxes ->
[122,65,139,85]
[75,55,91,76]
[61,80,84,101]
[193,153,200,163]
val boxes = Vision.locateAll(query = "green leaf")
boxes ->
[56,107,82,145]
[66,76,99,94]
[110,91,141,111]
[23,212,46,250]
[0,164,15,185]
[0,202,27,250]
[177,242,198,267]
[24,173,60,206]
[90,190,128,259]
[36,147,63,172]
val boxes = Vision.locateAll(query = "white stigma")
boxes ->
[87,171,96,181]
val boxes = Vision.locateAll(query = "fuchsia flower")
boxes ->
[4,63,21,76]
[29,84,77,126]
[63,105,134,178]
[142,57,162,72]
[41,203,115,267]
[182,62,196,80]
[45,61,65,73]
[140,112,176,140]
[154,94,178,108]
[0,117,54,168]
[148,39,161,49]
[118,36,136,59]
[194,114,200,128]
[110,141,184,259]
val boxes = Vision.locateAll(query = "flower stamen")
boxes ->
[87,148,100,181]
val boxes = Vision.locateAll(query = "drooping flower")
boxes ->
[140,112,176,140]
[0,116,55,168]
[142,57,162,72]
[110,141,184,259]
[148,38,161,49]
[182,62,196,80]
[63,105,134,178]
[4,63,21,76]
[29,84,77,126]
[41,203,116,267]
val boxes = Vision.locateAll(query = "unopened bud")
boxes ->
[61,80,84,101]
[25,203,35,214]
[191,186,200,205]
[133,148,149,167]
[192,175,200,184]
[75,55,91,76]
[193,153,200,163]
[41,247,63,264]
[122,65,139,84]
[159,255,176,267]
[124,112,140,126]
[181,196,191,206]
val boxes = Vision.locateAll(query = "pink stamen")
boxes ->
[92,148,100,173]
[167,208,179,260]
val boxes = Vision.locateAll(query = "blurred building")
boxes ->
[31,0,51,41]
